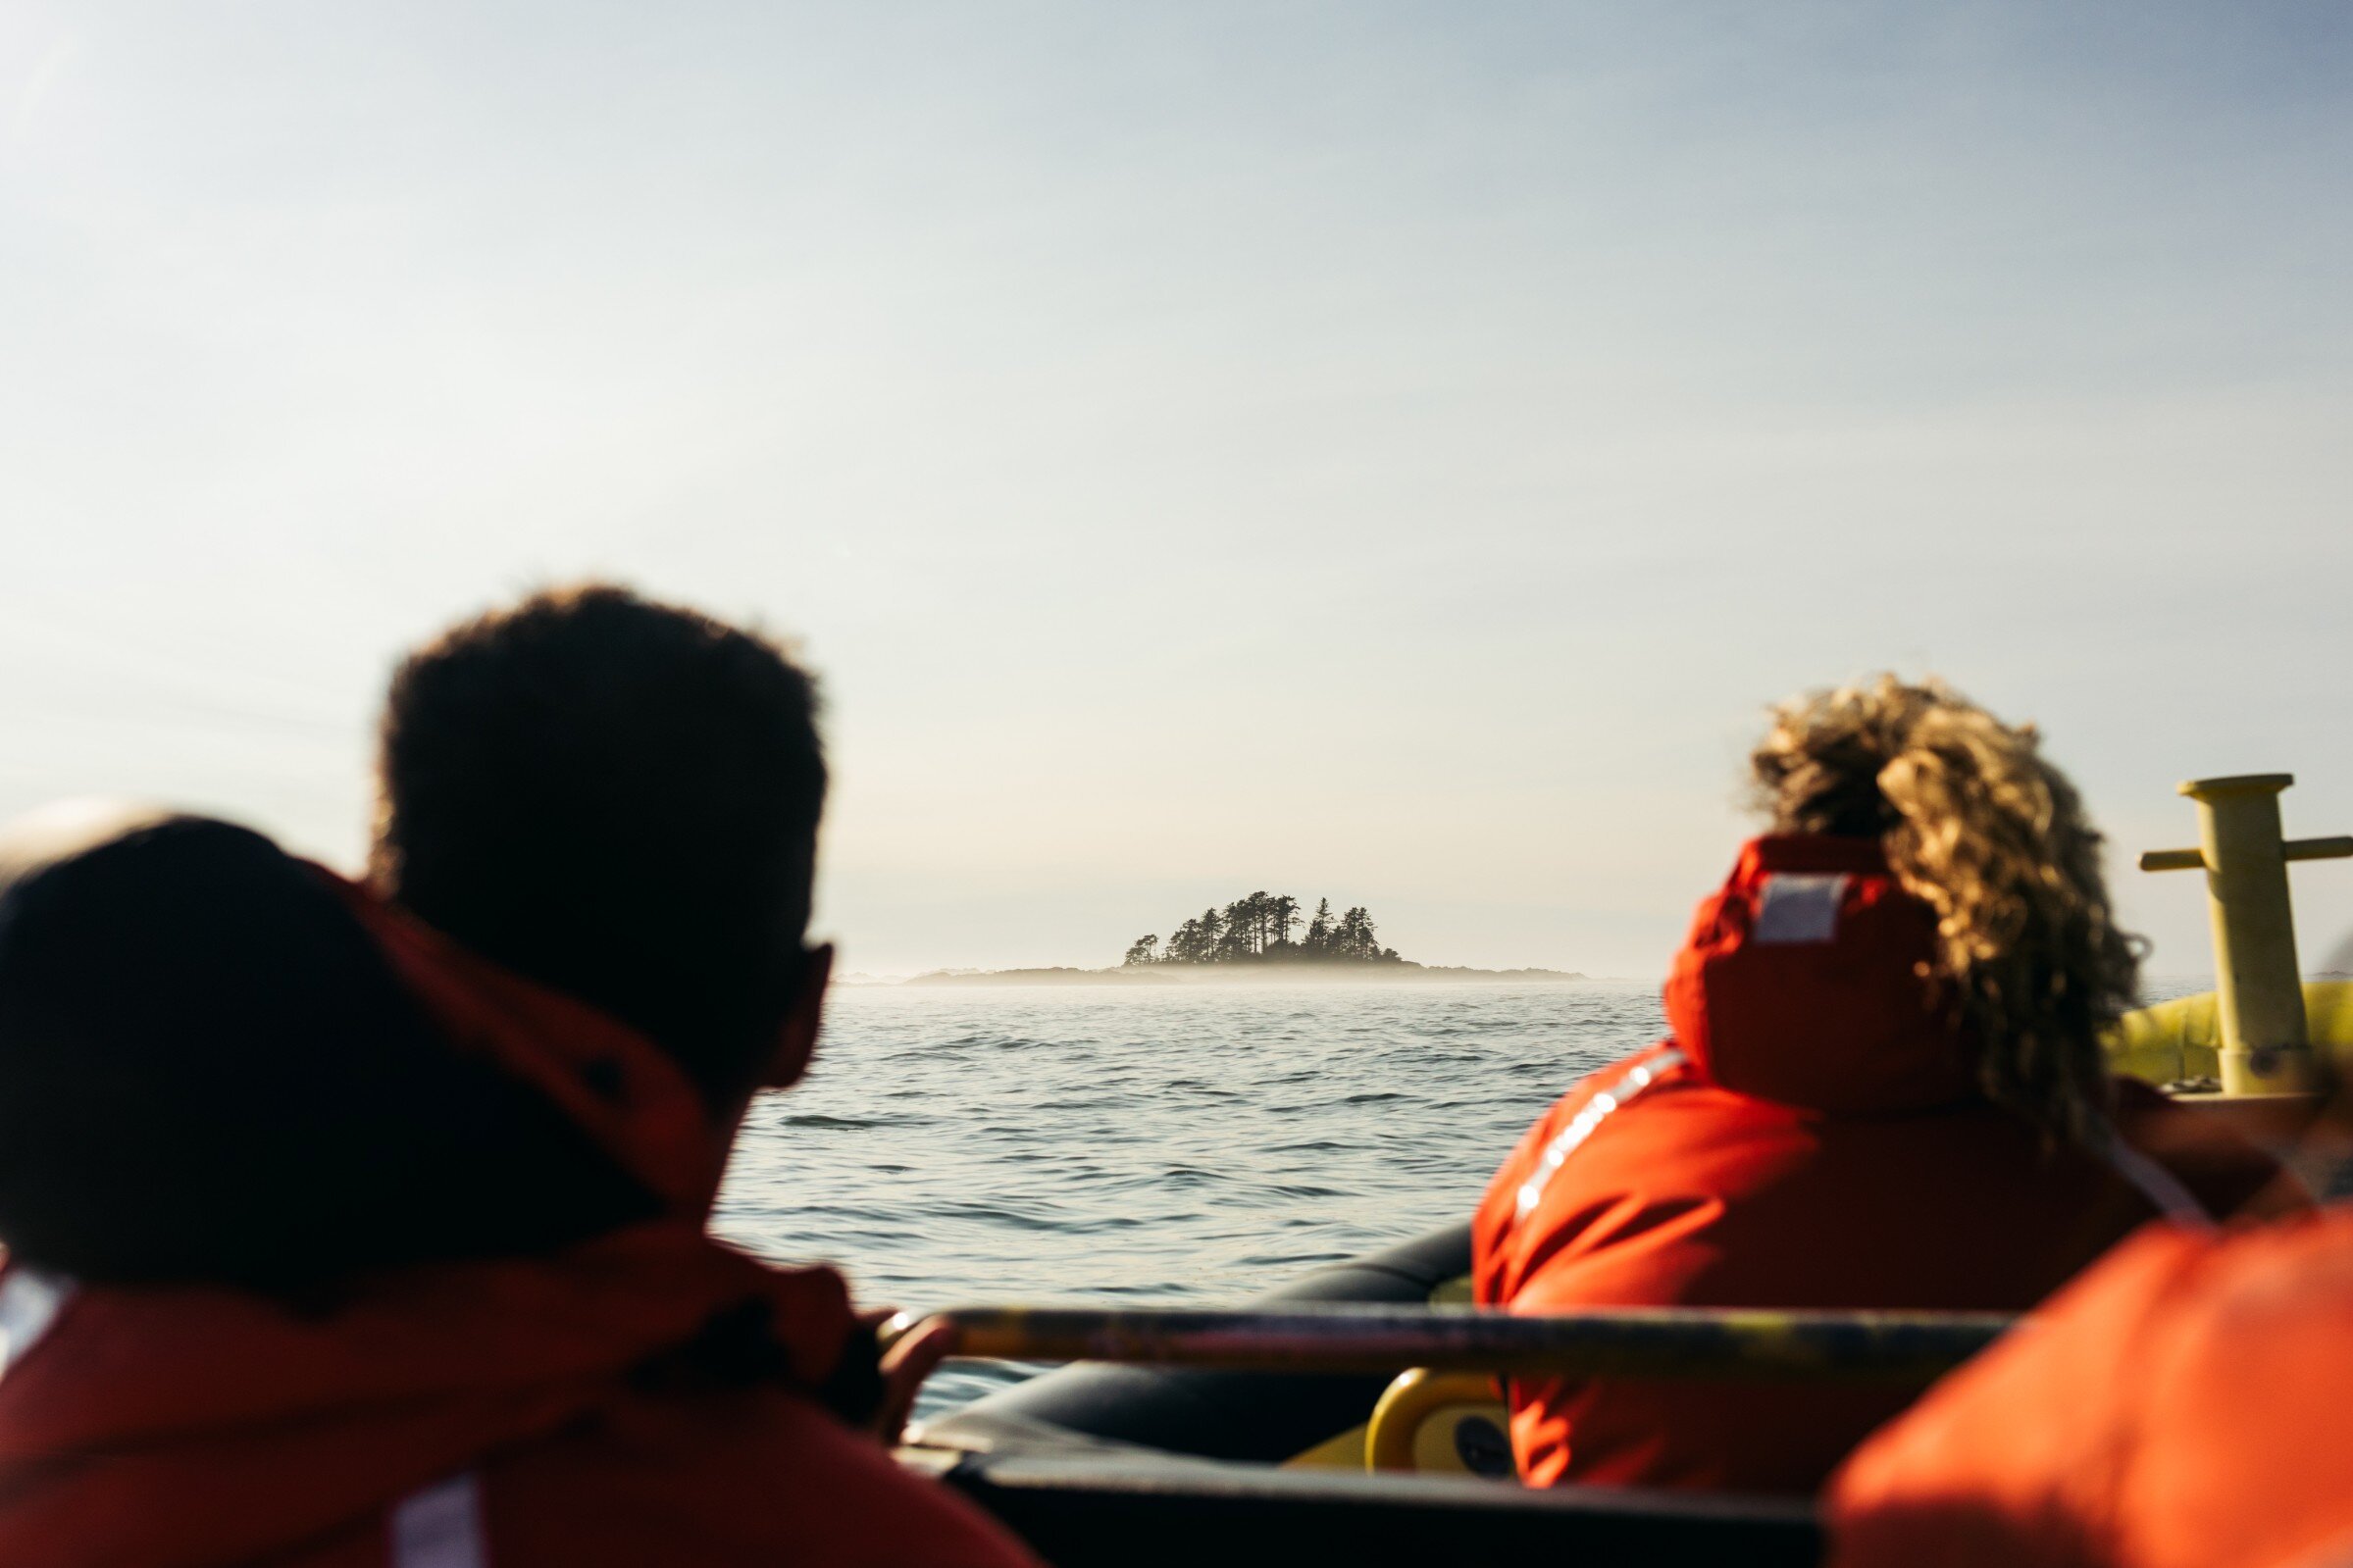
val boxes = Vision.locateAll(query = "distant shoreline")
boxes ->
[894,963,1593,987]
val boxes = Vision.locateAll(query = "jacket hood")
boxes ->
[0,853,861,1568]
[1663,835,1977,1115]
[0,816,670,1287]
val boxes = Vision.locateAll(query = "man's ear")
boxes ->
[759,942,834,1091]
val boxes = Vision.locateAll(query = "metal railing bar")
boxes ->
[884,1303,2016,1385]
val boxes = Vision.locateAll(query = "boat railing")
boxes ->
[883,1302,2015,1385]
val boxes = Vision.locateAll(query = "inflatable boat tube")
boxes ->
[923,1223,1478,1472]
[2107,981,2353,1086]
[907,1222,1821,1566]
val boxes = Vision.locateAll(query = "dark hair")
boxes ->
[371,585,826,1104]
[0,812,657,1289]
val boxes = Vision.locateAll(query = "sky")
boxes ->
[2,2,2348,979]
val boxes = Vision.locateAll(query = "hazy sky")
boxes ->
[3,2,2348,978]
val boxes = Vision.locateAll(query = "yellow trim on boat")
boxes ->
[1282,1422,1368,1470]
[1427,1275,1474,1306]
[2108,981,2353,1087]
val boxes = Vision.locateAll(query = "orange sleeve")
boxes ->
[1471,1102,1558,1306]
[1473,1043,1695,1309]
[1823,1223,2217,1568]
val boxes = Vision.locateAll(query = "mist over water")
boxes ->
[713,975,2218,1416]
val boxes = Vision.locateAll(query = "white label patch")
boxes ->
[391,1473,488,1568]
[1752,874,1850,944]
[0,1270,74,1375]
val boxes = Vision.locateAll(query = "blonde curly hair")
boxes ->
[1749,676,2141,1144]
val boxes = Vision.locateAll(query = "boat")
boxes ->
[886,773,2353,1566]
[899,1224,1833,1566]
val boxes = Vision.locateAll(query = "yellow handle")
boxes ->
[2145,837,2353,873]
[2138,848,2205,873]
[1365,1367,1509,1473]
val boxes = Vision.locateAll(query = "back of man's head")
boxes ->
[371,585,826,1105]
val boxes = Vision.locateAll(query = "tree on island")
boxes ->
[1126,891,1402,967]
[1304,898,1334,953]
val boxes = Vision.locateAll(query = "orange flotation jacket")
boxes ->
[1826,1208,2353,1568]
[0,878,1038,1568]
[1471,835,2292,1494]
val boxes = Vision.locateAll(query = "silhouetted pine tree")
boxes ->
[1304,898,1334,956]
[1268,894,1301,953]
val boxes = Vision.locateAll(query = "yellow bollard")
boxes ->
[2139,774,2352,1094]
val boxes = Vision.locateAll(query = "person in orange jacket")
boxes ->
[1472,676,2297,1495]
[0,587,1040,1568]
[1824,1199,2353,1568]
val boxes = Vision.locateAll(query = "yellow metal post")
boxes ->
[2138,774,2352,1094]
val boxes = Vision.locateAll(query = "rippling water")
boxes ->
[711,981,1667,1413]
[710,976,2216,1416]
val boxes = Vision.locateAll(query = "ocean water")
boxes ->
[709,976,2217,1416]
[711,981,1666,1414]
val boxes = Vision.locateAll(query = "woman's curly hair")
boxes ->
[1750,676,2143,1145]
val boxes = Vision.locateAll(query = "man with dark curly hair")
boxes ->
[0,585,1038,1568]
[373,584,837,1113]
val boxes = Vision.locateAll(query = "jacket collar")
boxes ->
[324,872,727,1216]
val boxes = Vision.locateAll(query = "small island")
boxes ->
[895,889,1591,986]
[1122,891,1402,968]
